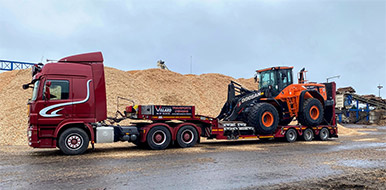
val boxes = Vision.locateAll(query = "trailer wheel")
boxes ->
[298,98,324,127]
[247,103,279,135]
[285,128,297,143]
[176,125,198,148]
[58,128,89,155]
[147,126,171,150]
[302,128,314,141]
[318,128,329,141]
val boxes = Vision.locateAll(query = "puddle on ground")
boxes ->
[359,131,386,135]
[330,142,386,152]
[377,126,386,130]
[354,138,380,142]
[376,148,386,152]
[338,159,386,169]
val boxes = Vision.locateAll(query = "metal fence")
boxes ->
[0,60,35,71]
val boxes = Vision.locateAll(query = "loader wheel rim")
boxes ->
[181,129,194,144]
[262,112,274,127]
[309,105,320,120]
[152,130,166,145]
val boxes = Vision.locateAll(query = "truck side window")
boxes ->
[43,80,69,100]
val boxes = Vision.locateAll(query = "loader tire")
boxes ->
[298,98,324,127]
[247,103,279,135]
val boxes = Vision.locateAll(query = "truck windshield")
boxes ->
[259,70,276,89]
[31,80,40,101]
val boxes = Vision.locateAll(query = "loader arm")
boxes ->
[217,81,262,121]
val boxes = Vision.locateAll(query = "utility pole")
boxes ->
[377,84,383,97]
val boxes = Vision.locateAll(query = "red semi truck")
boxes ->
[23,52,338,155]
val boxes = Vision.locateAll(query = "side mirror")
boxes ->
[44,81,51,100]
[22,84,30,90]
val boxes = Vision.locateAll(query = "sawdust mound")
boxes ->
[337,124,364,136]
[0,69,31,146]
[0,68,257,145]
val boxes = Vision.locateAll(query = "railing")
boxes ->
[0,60,36,71]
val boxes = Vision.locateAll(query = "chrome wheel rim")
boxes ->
[152,130,166,145]
[181,129,194,144]
[65,133,83,150]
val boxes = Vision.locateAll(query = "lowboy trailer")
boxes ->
[24,52,338,155]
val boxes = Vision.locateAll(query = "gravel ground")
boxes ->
[0,124,385,189]
[257,169,386,190]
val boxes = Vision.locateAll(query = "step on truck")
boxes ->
[23,52,338,155]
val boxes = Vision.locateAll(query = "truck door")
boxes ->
[72,78,95,119]
[37,78,73,126]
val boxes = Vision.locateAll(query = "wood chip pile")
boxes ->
[0,69,31,146]
[0,67,257,145]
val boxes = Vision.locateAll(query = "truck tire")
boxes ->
[318,128,329,141]
[176,125,198,148]
[58,128,89,155]
[146,126,171,150]
[285,128,297,143]
[302,128,314,141]
[247,103,279,135]
[298,98,324,127]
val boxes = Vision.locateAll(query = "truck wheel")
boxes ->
[176,125,198,148]
[147,126,171,150]
[318,128,329,141]
[285,128,297,143]
[298,98,324,127]
[247,103,279,135]
[302,128,314,141]
[58,128,89,155]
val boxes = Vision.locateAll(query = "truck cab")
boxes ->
[25,52,107,149]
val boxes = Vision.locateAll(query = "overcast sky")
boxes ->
[0,0,385,97]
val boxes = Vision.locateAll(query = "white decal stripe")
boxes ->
[39,80,92,117]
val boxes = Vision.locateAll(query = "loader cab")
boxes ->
[257,66,293,97]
